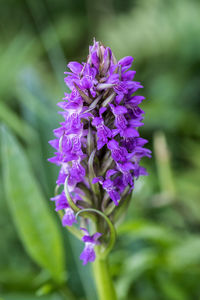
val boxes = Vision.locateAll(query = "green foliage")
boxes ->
[1,127,65,284]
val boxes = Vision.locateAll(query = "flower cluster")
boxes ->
[49,40,151,264]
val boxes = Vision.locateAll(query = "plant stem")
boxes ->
[92,251,117,300]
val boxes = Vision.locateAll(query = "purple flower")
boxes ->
[50,191,68,211]
[80,228,101,265]
[62,208,77,227]
[107,140,128,163]
[102,179,120,205]
[48,39,151,264]
[92,107,112,150]
[92,174,121,205]
[51,191,76,226]
[110,104,141,138]
[67,62,83,74]
[117,162,135,186]
[69,161,86,185]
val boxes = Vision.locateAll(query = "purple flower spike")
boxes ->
[48,39,151,264]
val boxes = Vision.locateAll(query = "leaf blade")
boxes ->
[1,126,65,283]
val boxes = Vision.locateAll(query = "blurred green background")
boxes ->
[0,0,200,299]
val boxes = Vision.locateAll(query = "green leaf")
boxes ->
[1,126,65,283]
[116,249,157,299]
[167,236,200,270]
[118,219,176,246]
[0,101,37,144]
[157,274,189,300]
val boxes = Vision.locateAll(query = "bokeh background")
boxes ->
[0,0,200,299]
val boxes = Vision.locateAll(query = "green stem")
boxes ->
[92,252,117,300]
[64,176,80,213]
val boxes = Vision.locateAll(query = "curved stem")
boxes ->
[104,201,116,216]
[64,178,96,221]
[64,176,80,213]
[76,208,116,259]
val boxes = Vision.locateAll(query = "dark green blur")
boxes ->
[0,0,200,299]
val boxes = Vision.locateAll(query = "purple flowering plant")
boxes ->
[49,39,151,299]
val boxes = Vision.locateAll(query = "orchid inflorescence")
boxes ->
[49,39,151,265]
